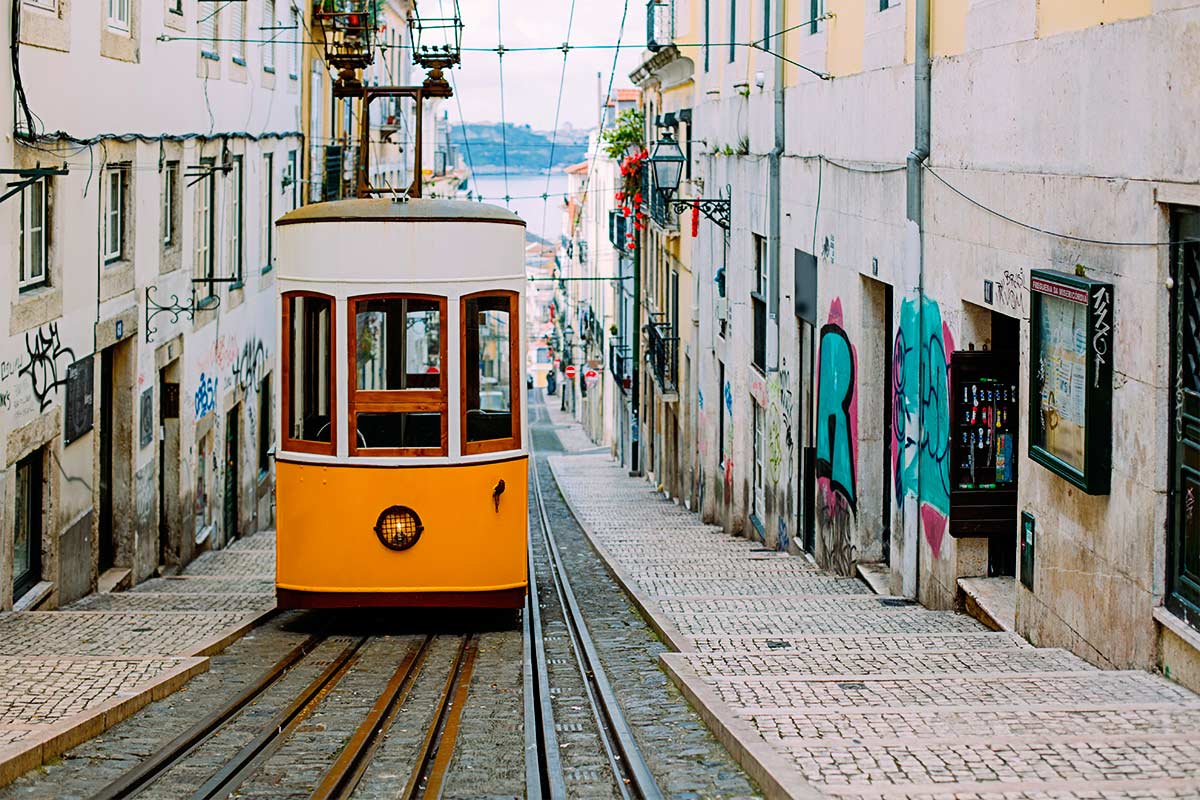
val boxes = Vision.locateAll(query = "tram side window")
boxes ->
[463,293,517,448]
[350,295,447,454]
[287,294,333,445]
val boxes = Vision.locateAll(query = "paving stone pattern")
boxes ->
[548,446,1200,799]
[0,531,277,787]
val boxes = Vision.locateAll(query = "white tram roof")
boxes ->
[277,197,526,228]
[276,198,527,288]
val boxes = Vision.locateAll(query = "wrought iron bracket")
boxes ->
[0,165,69,205]
[145,285,195,343]
[667,196,731,232]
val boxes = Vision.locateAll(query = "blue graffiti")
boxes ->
[724,382,733,413]
[195,373,217,419]
[816,322,857,511]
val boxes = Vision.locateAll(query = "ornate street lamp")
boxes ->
[647,132,731,231]
[411,0,463,88]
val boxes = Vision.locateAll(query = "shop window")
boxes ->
[14,451,43,600]
[462,291,521,454]
[283,293,335,453]
[349,294,446,455]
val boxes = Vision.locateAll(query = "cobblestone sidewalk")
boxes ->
[0,531,276,786]
[548,453,1200,800]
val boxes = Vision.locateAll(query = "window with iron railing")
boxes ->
[646,314,678,394]
[752,234,767,372]
[643,163,674,228]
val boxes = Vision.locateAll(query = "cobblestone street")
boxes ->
[547,430,1200,799]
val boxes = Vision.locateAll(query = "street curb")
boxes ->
[0,656,208,789]
[659,654,823,800]
[546,457,692,652]
[186,606,279,657]
[547,455,825,799]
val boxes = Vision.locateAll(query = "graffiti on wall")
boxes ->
[723,381,735,494]
[18,322,76,412]
[232,339,267,393]
[893,296,955,558]
[815,299,857,575]
[194,373,218,420]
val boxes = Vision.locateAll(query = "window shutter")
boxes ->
[232,4,245,59]
[199,12,217,53]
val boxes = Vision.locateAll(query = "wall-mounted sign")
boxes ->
[64,357,94,446]
[1020,511,1036,591]
[1028,269,1113,494]
[139,388,154,449]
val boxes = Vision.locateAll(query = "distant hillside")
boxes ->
[452,123,588,174]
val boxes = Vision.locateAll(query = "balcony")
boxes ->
[610,342,632,395]
[609,209,631,251]
[646,314,678,398]
[646,0,674,52]
[643,163,675,230]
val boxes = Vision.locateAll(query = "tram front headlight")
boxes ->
[374,505,424,551]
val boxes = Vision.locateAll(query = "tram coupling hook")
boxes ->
[492,479,506,512]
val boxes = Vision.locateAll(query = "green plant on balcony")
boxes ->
[601,108,645,160]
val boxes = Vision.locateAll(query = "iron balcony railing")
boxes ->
[646,0,674,52]
[646,314,678,395]
[643,163,675,229]
[610,342,632,395]
[609,208,630,251]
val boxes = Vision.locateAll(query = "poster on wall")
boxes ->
[1029,269,1113,494]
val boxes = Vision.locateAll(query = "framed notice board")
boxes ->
[1028,269,1113,494]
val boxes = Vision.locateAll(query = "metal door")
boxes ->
[224,408,240,542]
[1170,208,1200,622]
[99,348,115,571]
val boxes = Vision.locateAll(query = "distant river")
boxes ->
[471,173,569,243]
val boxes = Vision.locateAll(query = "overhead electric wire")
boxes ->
[537,0,578,240]
[495,0,510,205]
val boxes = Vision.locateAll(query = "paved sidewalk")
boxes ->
[0,530,275,786]
[548,452,1200,799]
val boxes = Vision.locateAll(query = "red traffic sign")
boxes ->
[584,369,599,387]
[564,365,577,380]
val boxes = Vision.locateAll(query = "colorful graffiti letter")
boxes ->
[815,300,857,511]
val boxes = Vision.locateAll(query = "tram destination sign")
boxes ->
[1028,268,1113,494]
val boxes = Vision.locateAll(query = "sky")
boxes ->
[436,0,644,131]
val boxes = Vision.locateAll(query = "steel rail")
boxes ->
[524,488,567,800]
[400,633,480,800]
[309,635,435,800]
[89,631,327,800]
[529,448,665,800]
[189,637,368,800]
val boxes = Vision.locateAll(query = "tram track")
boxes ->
[526,406,665,800]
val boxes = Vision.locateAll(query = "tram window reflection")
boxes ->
[464,294,513,444]
[355,412,441,449]
[287,293,332,445]
[354,297,441,390]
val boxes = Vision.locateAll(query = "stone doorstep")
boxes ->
[97,568,132,595]
[0,656,208,789]
[854,562,889,596]
[957,575,1017,632]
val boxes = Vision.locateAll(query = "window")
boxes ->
[258,374,272,476]
[196,432,212,539]
[162,161,179,246]
[107,0,130,31]
[763,0,770,44]
[196,157,216,294]
[753,401,765,523]
[703,0,709,71]
[462,292,520,454]
[103,166,126,263]
[25,0,57,12]
[287,150,298,210]
[728,0,736,62]
[199,6,218,56]
[262,0,276,71]
[168,0,181,16]
[231,155,244,282]
[262,152,274,269]
[13,451,42,600]
[19,179,48,290]
[879,0,891,8]
[289,7,300,77]
[231,1,246,62]
[752,234,767,371]
[810,0,824,33]
[283,293,335,453]
[309,63,324,202]
[349,294,447,455]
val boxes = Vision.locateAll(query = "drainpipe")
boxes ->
[903,0,931,599]
[767,0,785,370]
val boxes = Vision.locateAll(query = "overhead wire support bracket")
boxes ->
[0,165,69,205]
[666,196,731,232]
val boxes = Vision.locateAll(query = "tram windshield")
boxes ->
[464,294,514,445]
[354,297,441,390]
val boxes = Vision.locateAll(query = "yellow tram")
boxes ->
[273,198,528,609]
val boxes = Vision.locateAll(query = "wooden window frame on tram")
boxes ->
[281,290,338,457]
[460,290,522,457]
[347,293,450,458]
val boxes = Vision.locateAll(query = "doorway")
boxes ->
[224,406,240,542]
[989,311,1020,577]
[13,450,43,600]
[99,348,115,572]
[1169,206,1200,623]
[158,364,181,567]
[798,318,816,554]
[99,341,132,575]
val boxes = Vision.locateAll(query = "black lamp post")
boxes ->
[647,133,732,231]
